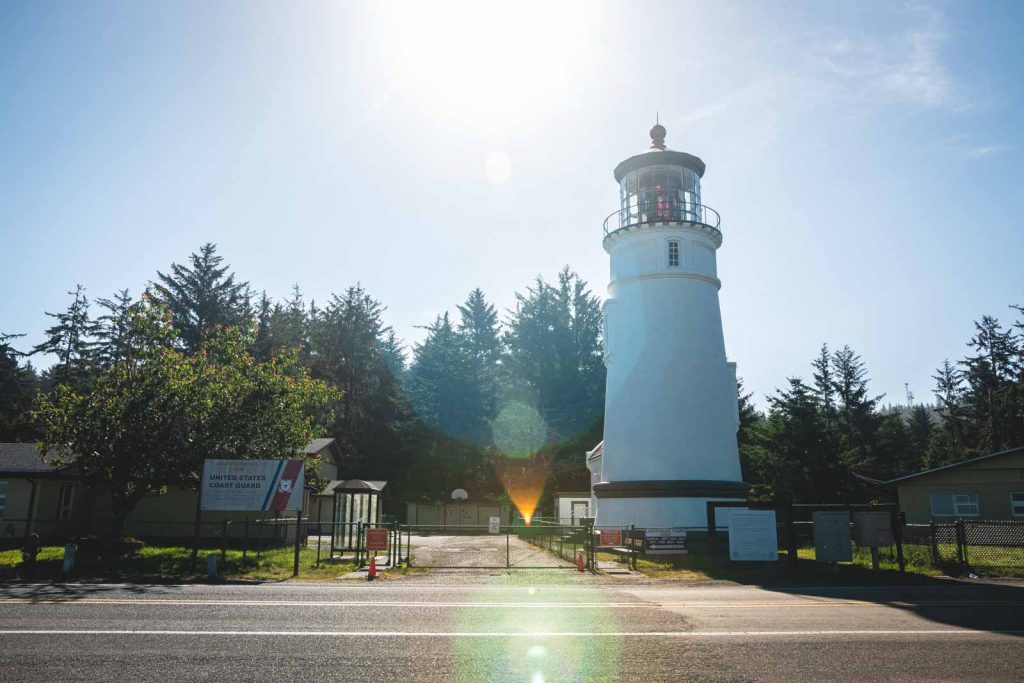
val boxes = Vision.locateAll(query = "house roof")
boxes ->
[586,441,603,462]
[320,479,388,494]
[298,437,336,455]
[0,442,76,477]
[881,445,1024,485]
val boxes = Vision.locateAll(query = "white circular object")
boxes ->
[450,488,469,500]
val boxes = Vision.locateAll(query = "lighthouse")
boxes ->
[587,123,748,529]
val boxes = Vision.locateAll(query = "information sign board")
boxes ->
[200,459,304,511]
[488,516,501,534]
[813,511,853,562]
[598,529,623,547]
[644,528,688,555]
[853,511,894,547]
[728,509,778,561]
[365,528,389,551]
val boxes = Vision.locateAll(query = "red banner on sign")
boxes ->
[365,528,389,551]
[599,529,623,547]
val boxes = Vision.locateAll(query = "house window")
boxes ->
[930,492,980,517]
[0,481,6,515]
[668,240,680,267]
[57,483,74,521]
[1011,492,1024,518]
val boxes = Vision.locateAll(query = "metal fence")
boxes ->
[2,517,404,577]
[399,523,589,569]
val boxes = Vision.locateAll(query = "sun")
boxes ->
[369,1,600,135]
[484,150,511,184]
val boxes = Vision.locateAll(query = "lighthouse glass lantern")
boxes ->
[589,123,748,530]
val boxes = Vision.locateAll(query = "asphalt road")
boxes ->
[2,574,1023,681]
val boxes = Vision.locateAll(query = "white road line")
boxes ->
[0,629,1020,638]
[0,599,1019,608]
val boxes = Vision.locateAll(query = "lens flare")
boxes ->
[493,454,551,525]
[493,401,547,458]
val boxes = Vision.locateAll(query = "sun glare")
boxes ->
[484,149,512,184]
[371,1,600,134]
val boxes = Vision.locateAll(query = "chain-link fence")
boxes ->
[400,523,587,569]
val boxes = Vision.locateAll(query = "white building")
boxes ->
[587,123,748,529]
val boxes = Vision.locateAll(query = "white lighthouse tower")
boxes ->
[588,122,748,529]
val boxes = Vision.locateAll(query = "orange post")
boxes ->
[577,550,585,572]
[367,555,377,581]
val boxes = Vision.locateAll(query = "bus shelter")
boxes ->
[330,479,387,551]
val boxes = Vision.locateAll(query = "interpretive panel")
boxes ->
[728,509,778,561]
[853,511,894,547]
[813,511,853,562]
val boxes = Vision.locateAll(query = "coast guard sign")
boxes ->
[201,459,305,511]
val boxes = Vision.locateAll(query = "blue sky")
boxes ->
[2,1,1022,408]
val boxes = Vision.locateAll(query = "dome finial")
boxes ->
[650,115,666,150]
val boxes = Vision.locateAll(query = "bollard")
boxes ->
[206,553,218,579]
[62,542,76,576]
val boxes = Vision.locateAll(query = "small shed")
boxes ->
[553,492,593,525]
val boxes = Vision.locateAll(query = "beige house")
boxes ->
[0,438,341,542]
[887,446,1024,524]
[0,443,82,543]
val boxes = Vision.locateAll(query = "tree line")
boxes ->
[2,242,1022,512]
[0,244,605,519]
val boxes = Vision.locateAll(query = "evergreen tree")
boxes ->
[830,345,884,478]
[252,291,274,361]
[504,268,604,443]
[307,285,410,478]
[904,405,934,473]
[456,288,503,445]
[151,243,252,351]
[92,289,141,368]
[31,284,95,390]
[928,359,966,466]
[959,315,1021,452]
[756,378,831,502]
[0,333,41,440]
[407,313,476,441]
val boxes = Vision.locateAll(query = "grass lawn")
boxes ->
[0,544,356,583]
[601,545,955,584]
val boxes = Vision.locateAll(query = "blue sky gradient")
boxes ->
[2,1,1022,408]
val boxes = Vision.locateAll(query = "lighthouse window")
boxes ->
[668,240,680,267]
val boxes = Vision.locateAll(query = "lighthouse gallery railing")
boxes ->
[603,202,721,237]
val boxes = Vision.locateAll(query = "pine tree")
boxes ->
[959,315,1021,453]
[0,333,41,440]
[904,405,934,473]
[151,243,252,351]
[307,285,409,478]
[504,268,604,443]
[456,288,503,445]
[92,289,141,368]
[830,345,884,479]
[31,284,95,390]
[928,360,966,466]
[407,313,476,443]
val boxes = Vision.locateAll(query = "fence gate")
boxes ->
[399,523,591,569]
